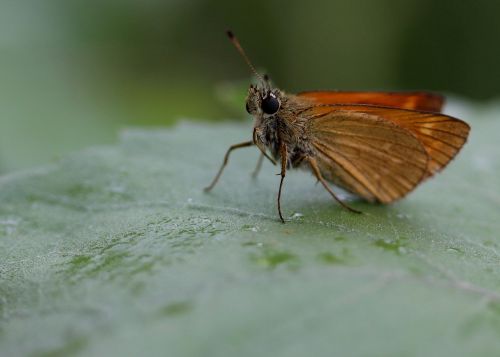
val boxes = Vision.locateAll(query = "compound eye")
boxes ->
[261,93,280,114]
[245,102,251,114]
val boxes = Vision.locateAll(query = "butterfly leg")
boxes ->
[251,126,277,178]
[277,143,288,223]
[251,151,278,178]
[307,157,362,214]
[204,140,254,192]
[253,128,277,166]
[251,153,265,178]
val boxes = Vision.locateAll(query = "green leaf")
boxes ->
[1,100,499,357]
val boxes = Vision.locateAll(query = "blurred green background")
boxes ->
[0,0,499,173]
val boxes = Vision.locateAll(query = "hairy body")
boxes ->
[252,90,314,169]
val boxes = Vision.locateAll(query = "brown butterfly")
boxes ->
[205,31,470,223]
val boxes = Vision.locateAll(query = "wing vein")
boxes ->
[314,129,424,152]
[320,141,423,190]
[313,142,380,199]
[416,132,463,150]
[414,125,469,139]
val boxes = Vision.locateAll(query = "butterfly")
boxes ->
[205,31,470,223]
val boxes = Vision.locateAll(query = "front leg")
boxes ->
[277,142,288,223]
[253,127,277,166]
[204,140,254,192]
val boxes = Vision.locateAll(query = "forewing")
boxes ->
[310,104,470,177]
[298,91,444,112]
[306,106,429,203]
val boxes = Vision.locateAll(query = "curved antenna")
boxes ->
[226,30,265,84]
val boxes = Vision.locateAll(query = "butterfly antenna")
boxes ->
[263,73,272,91]
[226,30,265,84]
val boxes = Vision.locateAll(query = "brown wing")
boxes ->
[298,91,444,112]
[310,104,470,177]
[306,106,430,203]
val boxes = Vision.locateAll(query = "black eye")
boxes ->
[245,102,251,114]
[261,93,280,114]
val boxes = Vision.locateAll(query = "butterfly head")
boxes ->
[246,83,281,117]
[226,30,282,118]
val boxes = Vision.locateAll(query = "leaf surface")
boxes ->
[0,101,499,357]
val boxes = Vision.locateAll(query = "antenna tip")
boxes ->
[226,30,234,39]
[263,74,269,81]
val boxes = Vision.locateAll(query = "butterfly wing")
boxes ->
[310,104,470,177]
[305,106,429,203]
[303,104,469,203]
[298,91,444,112]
